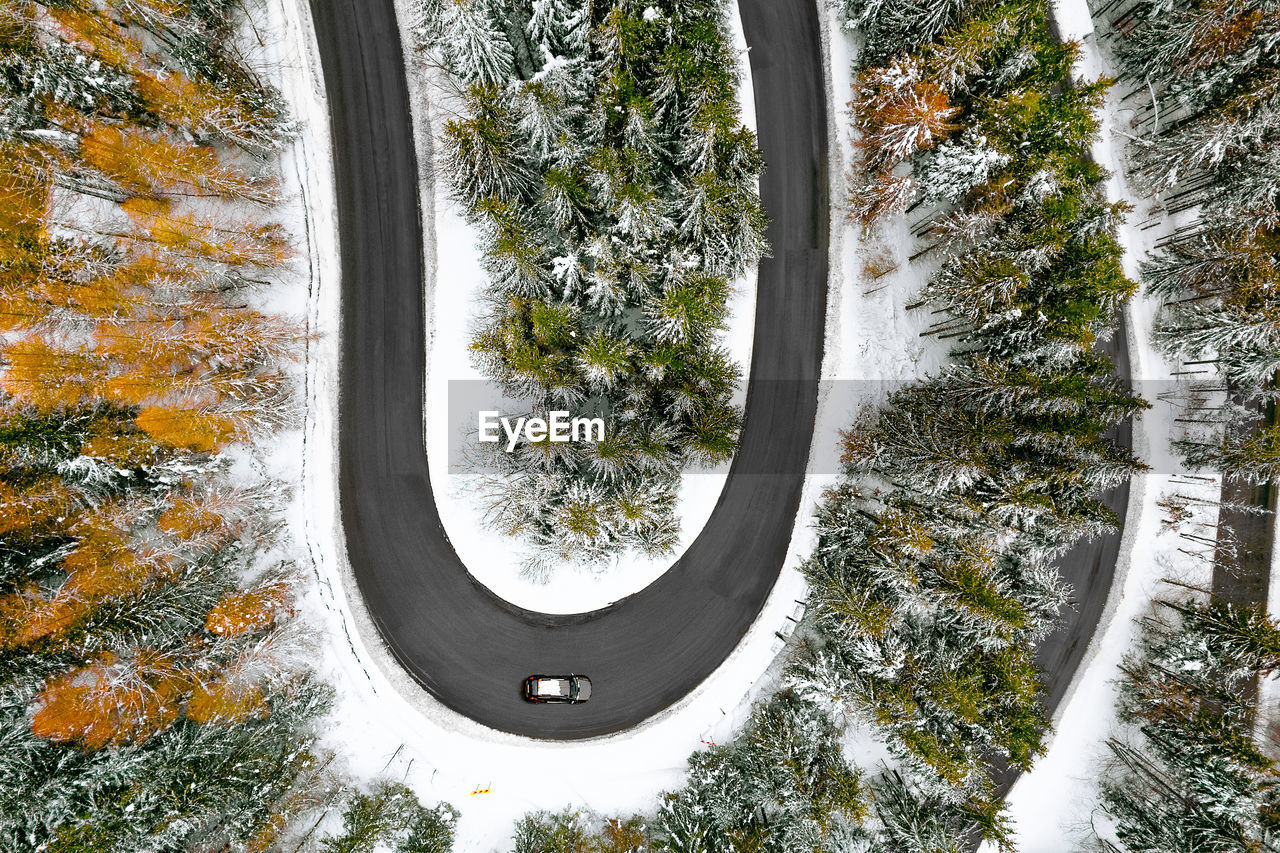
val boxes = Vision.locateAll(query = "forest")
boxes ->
[0,0,452,849]
[4,0,1280,849]
[801,0,1142,830]
[1087,0,1280,848]
[484,0,1280,849]
[419,0,767,567]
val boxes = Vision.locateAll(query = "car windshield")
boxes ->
[569,679,578,700]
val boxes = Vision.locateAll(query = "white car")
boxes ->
[522,674,591,704]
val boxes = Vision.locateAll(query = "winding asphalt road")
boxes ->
[310,0,828,738]
[309,0,1129,742]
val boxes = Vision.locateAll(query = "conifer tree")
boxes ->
[423,0,765,566]
[1094,599,1280,853]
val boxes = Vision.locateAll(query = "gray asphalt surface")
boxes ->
[310,0,829,738]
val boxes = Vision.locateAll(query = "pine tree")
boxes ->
[440,0,515,86]
[1094,599,1280,853]
[320,781,458,853]
[421,0,766,566]
[528,0,586,65]
[649,691,866,852]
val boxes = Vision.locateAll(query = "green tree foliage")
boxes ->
[1093,599,1280,853]
[1111,0,1280,411]
[508,693,863,853]
[422,0,766,564]
[320,781,458,853]
[869,772,1008,853]
[794,0,1142,828]
[512,809,647,853]
[651,691,866,852]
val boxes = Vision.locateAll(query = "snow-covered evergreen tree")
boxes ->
[650,690,865,852]
[814,0,1141,820]
[319,781,458,853]
[423,0,766,566]
[1110,0,1280,487]
[439,0,516,86]
[1093,599,1280,853]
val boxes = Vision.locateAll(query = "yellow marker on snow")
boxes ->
[469,784,492,796]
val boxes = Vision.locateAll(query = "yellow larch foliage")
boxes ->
[61,523,176,603]
[121,200,292,267]
[205,583,291,638]
[186,676,267,725]
[80,121,267,201]
[31,652,189,750]
[0,499,177,649]
[56,254,165,321]
[249,813,289,853]
[0,587,82,650]
[0,143,53,333]
[105,0,186,18]
[48,6,142,71]
[119,195,171,220]
[134,69,221,132]
[90,309,296,415]
[0,142,51,235]
[94,308,290,383]
[0,477,79,539]
[0,339,103,409]
[78,430,163,467]
[135,405,237,452]
[157,492,242,546]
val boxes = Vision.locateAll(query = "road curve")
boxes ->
[309,0,829,738]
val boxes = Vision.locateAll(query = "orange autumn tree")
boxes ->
[0,481,249,650]
[31,651,189,749]
[849,57,961,224]
[206,581,292,639]
[79,121,277,203]
[0,1,449,849]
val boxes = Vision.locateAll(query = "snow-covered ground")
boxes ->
[423,10,759,613]
[812,2,952,485]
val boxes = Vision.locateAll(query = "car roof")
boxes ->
[533,677,568,696]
